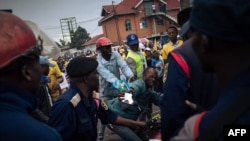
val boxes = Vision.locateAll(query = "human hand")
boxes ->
[118,93,125,101]
[136,121,147,128]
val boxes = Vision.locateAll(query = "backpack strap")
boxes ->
[196,88,250,141]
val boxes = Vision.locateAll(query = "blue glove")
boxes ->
[112,79,129,92]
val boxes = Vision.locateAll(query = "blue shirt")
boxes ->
[41,74,49,83]
[0,83,63,141]
[48,84,118,141]
[151,58,163,77]
[97,51,134,97]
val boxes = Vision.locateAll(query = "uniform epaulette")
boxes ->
[70,93,81,107]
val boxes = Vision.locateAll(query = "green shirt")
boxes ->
[107,79,162,120]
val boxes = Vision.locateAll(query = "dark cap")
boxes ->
[66,57,98,77]
[177,7,192,27]
[180,21,190,36]
[190,0,250,42]
[126,33,139,46]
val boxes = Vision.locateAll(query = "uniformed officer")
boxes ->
[48,57,147,141]
[160,7,219,141]
[171,0,250,140]
[0,11,63,141]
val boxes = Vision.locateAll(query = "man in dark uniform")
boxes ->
[0,11,63,141]
[171,0,250,140]
[48,57,147,141]
[160,7,219,140]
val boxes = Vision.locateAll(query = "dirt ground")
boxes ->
[97,105,160,141]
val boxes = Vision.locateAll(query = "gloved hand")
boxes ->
[112,79,129,92]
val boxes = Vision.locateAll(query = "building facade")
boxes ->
[98,0,181,46]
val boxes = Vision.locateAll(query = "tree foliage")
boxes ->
[70,26,90,50]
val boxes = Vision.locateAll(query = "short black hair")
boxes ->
[143,67,157,76]
[0,55,38,77]
[167,26,178,32]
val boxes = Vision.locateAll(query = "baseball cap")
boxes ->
[126,34,139,46]
[39,56,55,67]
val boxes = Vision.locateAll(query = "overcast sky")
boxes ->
[0,0,121,42]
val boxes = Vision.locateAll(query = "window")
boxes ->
[140,18,148,29]
[125,19,131,31]
[144,1,154,16]
[156,17,164,25]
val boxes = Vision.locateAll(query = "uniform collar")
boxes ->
[0,83,37,113]
[69,84,94,106]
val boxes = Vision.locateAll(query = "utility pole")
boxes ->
[60,17,77,42]
[152,4,157,35]
[112,1,122,45]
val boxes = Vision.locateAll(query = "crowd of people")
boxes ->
[1,0,250,141]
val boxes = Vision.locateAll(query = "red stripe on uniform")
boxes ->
[194,111,207,139]
[170,52,190,79]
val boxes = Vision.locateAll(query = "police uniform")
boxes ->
[170,0,250,140]
[48,84,117,141]
[160,40,219,140]
[48,57,118,141]
[0,83,63,141]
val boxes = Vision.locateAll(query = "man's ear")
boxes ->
[21,65,32,81]
[82,75,88,83]
[200,34,211,54]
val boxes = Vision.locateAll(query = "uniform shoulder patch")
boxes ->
[70,93,81,107]
[101,99,109,110]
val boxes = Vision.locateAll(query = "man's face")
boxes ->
[27,59,43,94]
[167,28,178,42]
[145,50,151,56]
[129,43,139,52]
[100,45,112,60]
[41,64,50,75]
[143,69,157,88]
[87,69,99,92]
[153,52,160,59]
